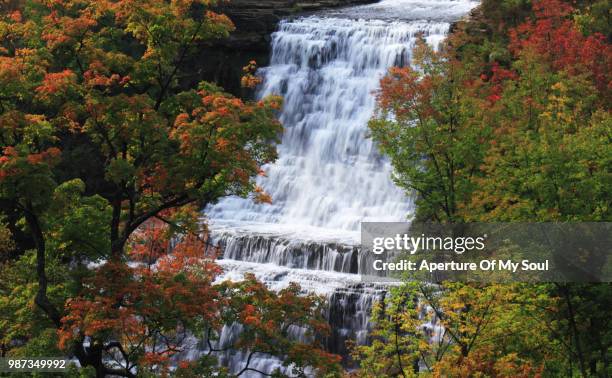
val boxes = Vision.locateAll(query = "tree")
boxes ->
[53,219,339,377]
[369,38,489,222]
[58,220,222,377]
[217,275,342,378]
[360,0,612,376]
[467,0,611,221]
[352,282,559,378]
[0,0,340,376]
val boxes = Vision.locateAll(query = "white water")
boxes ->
[207,18,435,234]
[203,1,479,376]
[328,0,479,21]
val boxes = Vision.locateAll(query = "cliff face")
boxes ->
[216,0,376,50]
[196,0,376,95]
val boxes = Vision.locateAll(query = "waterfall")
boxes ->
[204,1,479,376]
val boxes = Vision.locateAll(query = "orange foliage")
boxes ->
[59,220,222,370]
[252,185,272,204]
[509,0,611,96]
[35,70,77,97]
[241,60,262,89]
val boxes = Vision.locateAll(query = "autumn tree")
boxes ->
[467,0,611,221]
[0,0,341,376]
[361,0,611,376]
[369,38,489,222]
[352,282,560,378]
[51,218,338,377]
[216,275,342,377]
[464,3,612,372]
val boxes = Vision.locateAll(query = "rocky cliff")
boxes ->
[216,0,376,50]
[196,0,376,95]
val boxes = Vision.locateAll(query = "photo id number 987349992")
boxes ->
[0,358,71,372]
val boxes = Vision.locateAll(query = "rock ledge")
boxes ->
[215,0,377,50]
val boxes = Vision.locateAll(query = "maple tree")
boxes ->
[50,218,338,377]
[0,0,341,376]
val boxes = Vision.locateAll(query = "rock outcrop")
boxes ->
[215,0,376,50]
[196,0,376,95]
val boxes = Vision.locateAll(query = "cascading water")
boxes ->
[204,1,479,376]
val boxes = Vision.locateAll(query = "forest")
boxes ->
[0,0,610,377]
[360,0,611,376]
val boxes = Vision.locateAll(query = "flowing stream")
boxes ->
[203,1,479,375]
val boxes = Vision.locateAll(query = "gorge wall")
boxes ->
[197,0,376,95]
[215,0,377,49]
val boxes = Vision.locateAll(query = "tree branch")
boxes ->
[22,202,61,328]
